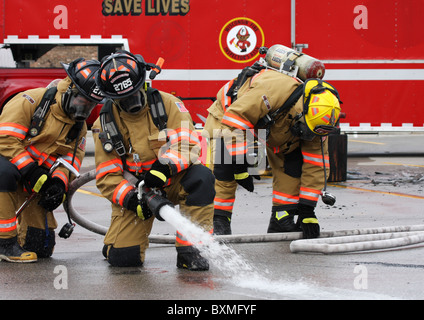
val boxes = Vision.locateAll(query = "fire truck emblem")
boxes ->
[219,17,265,64]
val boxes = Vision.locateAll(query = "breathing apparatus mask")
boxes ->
[61,58,103,122]
[115,90,146,114]
[62,86,98,121]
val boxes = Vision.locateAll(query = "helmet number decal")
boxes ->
[113,78,133,94]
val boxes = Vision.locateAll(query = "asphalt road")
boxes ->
[1,133,423,304]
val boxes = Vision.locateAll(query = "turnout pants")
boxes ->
[209,138,237,219]
[103,164,215,267]
[0,157,57,256]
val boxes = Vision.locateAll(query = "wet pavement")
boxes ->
[1,133,423,303]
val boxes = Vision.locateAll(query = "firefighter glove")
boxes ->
[234,164,254,192]
[38,177,66,211]
[144,160,171,189]
[23,163,49,193]
[297,203,320,239]
[125,191,153,220]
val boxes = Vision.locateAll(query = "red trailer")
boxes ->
[0,0,423,131]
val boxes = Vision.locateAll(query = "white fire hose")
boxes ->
[64,169,424,253]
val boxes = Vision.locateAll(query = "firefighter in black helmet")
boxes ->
[0,58,103,263]
[93,50,214,270]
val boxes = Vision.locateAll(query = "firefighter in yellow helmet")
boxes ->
[203,63,341,238]
[0,58,103,263]
[93,50,214,269]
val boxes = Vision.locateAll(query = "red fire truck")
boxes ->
[0,0,423,131]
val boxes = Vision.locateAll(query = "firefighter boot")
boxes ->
[176,246,209,271]
[267,208,299,233]
[213,214,232,235]
[23,227,56,258]
[0,236,37,263]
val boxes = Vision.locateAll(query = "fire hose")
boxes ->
[64,169,424,253]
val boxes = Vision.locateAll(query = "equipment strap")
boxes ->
[256,84,304,131]
[28,87,57,137]
[146,87,167,131]
[99,89,168,160]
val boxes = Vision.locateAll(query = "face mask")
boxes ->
[116,91,144,114]
[68,94,97,122]
[291,117,316,141]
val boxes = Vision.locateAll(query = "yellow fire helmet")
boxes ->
[303,79,342,136]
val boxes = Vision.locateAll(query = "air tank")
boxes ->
[263,44,325,80]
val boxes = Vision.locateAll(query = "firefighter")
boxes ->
[93,50,214,270]
[203,65,341,238]
[0,58,103,262]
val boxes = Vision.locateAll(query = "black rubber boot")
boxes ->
[213,215,232,235]
[0,236,37,263]
[176,246,209,271]
[267,209,299,233]
[23,226,55,258]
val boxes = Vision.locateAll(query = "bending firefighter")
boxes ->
[203,51,341,238]
[93,51,214,270]
[0,58,103,262]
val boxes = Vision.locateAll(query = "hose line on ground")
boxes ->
[64,169,424,253]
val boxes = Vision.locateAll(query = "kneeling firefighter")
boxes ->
[93,50,214,270]
[0,58,103,262]
[203,45,342,238]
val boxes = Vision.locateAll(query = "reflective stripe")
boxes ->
[176,229,213,246]
[11,151,35,170]
[226,141,247,156]
[61,153,82,173]
[112,180,134,206]
[96,159,123,179]
[275,211,289,220]
[221,79,234,110]
[26,145,49,165]
[0,217,17,233]
[167,127,200,146]
[214,197,235,211]
[299,187,321,202]
[150,170,167,183]
[52,170,69,191]
[0,122,28,139]
[222,112,254,130]
[160,150,188,173]
[302,217,319,224]
[272,191,299,205]
[126,158,155,174]
[302,151,329,168]
[234,172,249,180]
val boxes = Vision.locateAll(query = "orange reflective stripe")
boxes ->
[0,217,17,233]
[214,197,235,211]
[112,180,134,206]
[126,158,155,173]
[299,187,321,202]
[176,229,213,246]
[0,122,28,139]
[26,145,49,165]
[52,170,69,191]
[161,150,188,173]
[222,112,254,130]
[167,127,200,146]
[221,79,234,110]
[225,141,247,157]
[96,159,123,179]
[272,191,299,205]
[11,151,35,170]
[302,151,329,167]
